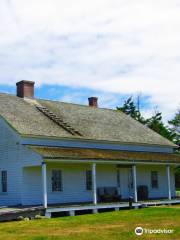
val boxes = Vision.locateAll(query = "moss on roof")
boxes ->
[0,93,177,147]
[29,146,180,163]
[0,93,73,138]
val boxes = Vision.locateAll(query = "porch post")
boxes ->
[42,162,47,208]
[166,165,171,200]
[92,163,97,205]
[132,165,137,203]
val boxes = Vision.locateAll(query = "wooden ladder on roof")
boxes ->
[35,105,82,136]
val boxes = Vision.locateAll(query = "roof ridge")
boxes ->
[37,97,116,111]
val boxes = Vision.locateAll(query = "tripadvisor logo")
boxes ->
[135,227,143,236]
[135,227,174,236]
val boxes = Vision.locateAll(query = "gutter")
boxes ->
[43,157,180,166]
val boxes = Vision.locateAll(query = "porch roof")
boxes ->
[29,146,180,164]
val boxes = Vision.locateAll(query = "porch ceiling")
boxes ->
[29,146,180,164]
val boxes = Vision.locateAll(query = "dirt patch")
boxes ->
[20,223,126,237]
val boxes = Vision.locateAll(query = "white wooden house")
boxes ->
[0,80,179,209]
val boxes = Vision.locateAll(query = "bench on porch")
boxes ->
[97,187,121,202]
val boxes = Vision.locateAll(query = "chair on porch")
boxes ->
[97,187,121,202]
[137,185,149,200]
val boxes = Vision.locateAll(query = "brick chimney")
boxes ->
[16,80,35,98]
[88,97,98,107]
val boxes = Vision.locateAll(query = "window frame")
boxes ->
[86,170,92,191]
[51,170,62,192]
[151,171,158,189]
[1,171,7,193]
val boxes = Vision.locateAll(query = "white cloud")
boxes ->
[0,0,180,120]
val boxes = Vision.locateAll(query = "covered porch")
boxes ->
[23,146,180,215]
[40,162,175,208]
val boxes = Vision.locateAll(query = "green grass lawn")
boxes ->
[0,206,179,240]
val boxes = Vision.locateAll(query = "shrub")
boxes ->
[34,215,45,219]
[17,216,24,221]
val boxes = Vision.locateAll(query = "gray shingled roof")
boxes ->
[0,93,176,147]
[0,93,72,138]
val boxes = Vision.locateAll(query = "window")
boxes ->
[1,171,7,193]
[117,170,120,187]
[151,171,158,188]
[52,170,62,192]
[86,170,92,190]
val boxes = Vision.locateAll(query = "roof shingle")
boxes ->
[0,93,177,147]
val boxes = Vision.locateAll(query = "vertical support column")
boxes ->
[132,165,137,203]
[92,163,97,205]
[69,210,75,216]
[166,165,171,200]
[42,162,47,208]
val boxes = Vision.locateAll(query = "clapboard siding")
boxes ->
[136,165,176,199]
[0,118,42,206]
[21,163,176,206]
[22,164,92,205]
[22,167,42,205]
[0,118,22,206]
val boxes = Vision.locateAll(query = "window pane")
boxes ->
[52,170,62,192]
[1,171,7,193]
[151,171,158,188]
[86,170,92,190]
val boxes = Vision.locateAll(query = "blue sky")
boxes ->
[0,0,180,122]
[0,83,154,115]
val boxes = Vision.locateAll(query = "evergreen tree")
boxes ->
[117,97,175,142]
[168,109,180,146]
[145,111,175,142]
[168,110,180,187]
[117,97,146,124]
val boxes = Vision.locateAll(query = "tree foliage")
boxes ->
[117,97,179,144]
[117,97,146,124]
[145,111,175,142]
[168,109,180,146]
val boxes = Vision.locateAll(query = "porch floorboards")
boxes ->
[45,199,180,217]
